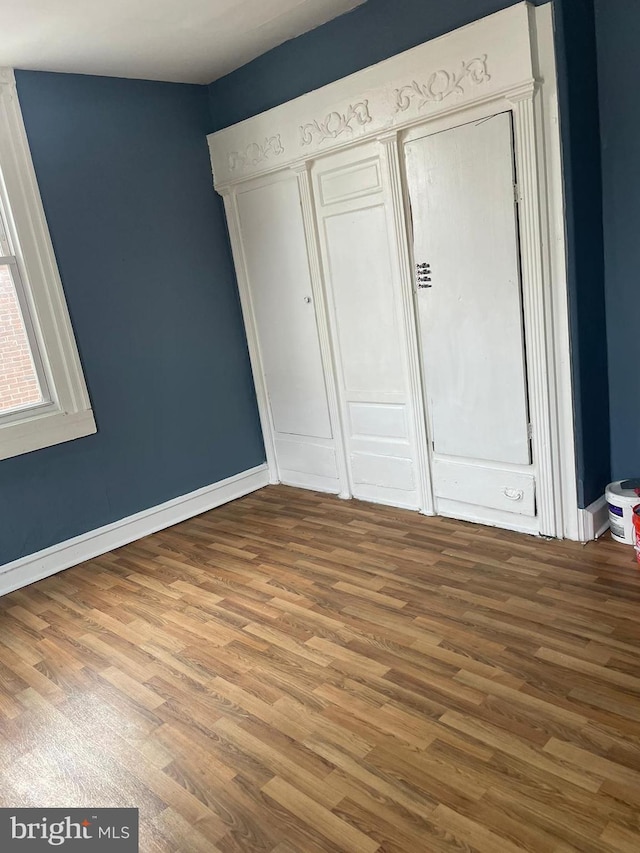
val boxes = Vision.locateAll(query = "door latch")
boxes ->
[416,262,432,288]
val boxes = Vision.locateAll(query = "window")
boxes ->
[0,68,95,459]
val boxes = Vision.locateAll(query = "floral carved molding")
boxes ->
[299,100,372,146]
[395,55,490,112]
[228,135,285,171]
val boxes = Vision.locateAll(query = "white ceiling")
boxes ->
[0,0,367,85]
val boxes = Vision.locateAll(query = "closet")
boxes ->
[210,3,582,539]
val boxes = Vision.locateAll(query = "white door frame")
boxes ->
[400,109,538,535]
[392,85,559,537]
[208,3,585,540]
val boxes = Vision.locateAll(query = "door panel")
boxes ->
[236,177,332,441]
[405,113,530,467]
[323,205,405,395]
[312,143,421,509]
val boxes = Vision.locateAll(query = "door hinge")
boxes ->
[514,183,520,205]
[527,422,533,440]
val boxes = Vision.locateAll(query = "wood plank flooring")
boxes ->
[1,485,640,852]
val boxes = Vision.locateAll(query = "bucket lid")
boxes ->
[606,480,640,499]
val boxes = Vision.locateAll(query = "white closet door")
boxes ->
[235,173,339,491]
[405,113,536,522]
[312,144,421,509]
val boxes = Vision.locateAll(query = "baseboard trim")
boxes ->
[0,463,269,597]
[576,494,609,543]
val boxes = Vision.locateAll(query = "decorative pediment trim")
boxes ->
[208,3,535,187]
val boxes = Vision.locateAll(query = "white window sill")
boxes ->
[0,407,96,461]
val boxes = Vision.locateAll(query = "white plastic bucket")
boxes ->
[605,481,640,544]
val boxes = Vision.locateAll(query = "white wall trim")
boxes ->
[509,88,557,537]
[0,68,96,459]
[577,495,609,543]
[0,463,269,598]
[378,133,434,516]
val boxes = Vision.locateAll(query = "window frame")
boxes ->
[0,67,96,460]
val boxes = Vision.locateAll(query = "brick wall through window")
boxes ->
[0,264,43,412]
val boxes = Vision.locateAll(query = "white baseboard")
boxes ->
[0,463,269,597]
[576,494,609,543]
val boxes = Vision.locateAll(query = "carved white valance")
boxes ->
[208,2,535,187]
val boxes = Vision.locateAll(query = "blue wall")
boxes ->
[553,0,610,505]
[208,0,610,507]
[595,0,640,480]
[1,71,263,564]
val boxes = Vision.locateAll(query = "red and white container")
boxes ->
[633,506,640,564]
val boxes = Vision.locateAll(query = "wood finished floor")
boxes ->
[1,486,640,852]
